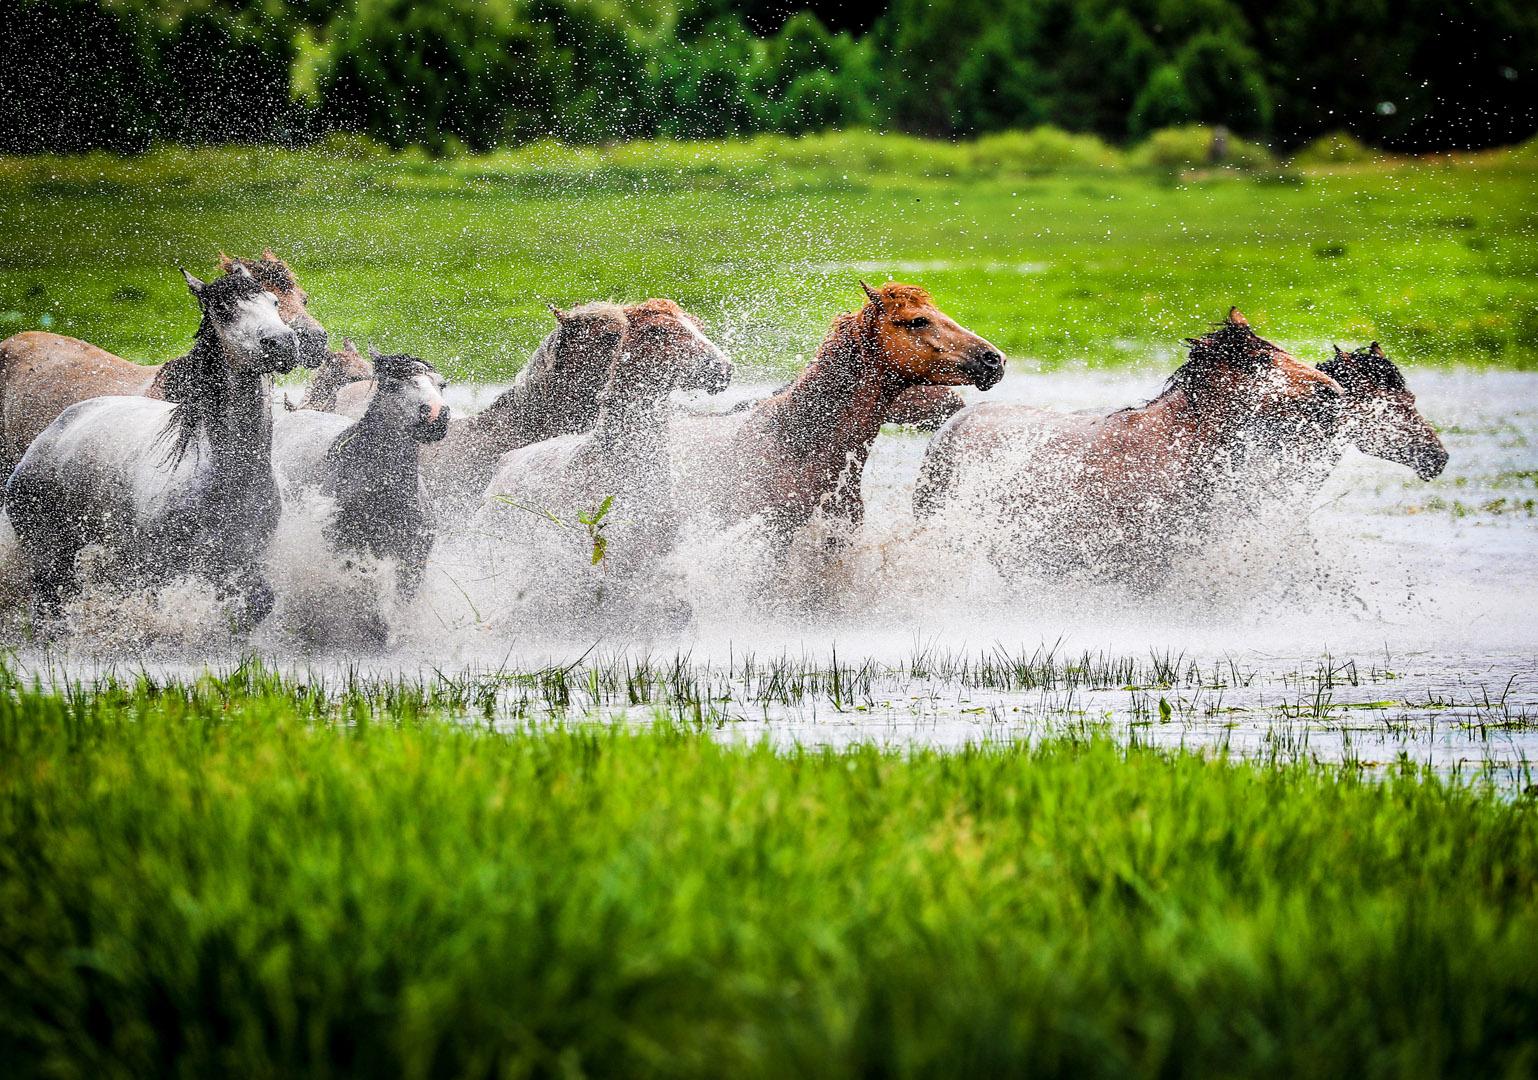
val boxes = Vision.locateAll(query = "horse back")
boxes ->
[0,332,159,472]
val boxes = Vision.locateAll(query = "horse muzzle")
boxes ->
[293,326,330,370]
[1414,442,1449,480]
[259,332,305,374]
[961,347,1006,391]
[413,409,452,444]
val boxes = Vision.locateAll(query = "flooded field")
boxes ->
[11,365,1535,782]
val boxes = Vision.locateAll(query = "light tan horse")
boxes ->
[342,299,731,514]
[292,338,373,412]
[672,282,1004,540]
[0,250,327,473]
[913,309,1346,585]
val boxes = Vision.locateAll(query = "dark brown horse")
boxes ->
[672,282,1004,539]
[914,309,1344,584]
[0,250,327,473]
[1318,342,1447,479]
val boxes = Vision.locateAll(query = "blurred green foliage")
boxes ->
[1,0,1533,154]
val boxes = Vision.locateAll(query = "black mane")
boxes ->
[1319,344,1407,393]
[157,273,268,465]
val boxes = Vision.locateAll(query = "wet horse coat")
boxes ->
[914,310,1348,585]
[6,267,302,626]
[0,251,327,474]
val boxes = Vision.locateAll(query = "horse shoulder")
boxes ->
[331,380,375,419]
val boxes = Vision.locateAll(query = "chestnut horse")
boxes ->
[0,250,327,473]
[914,309,1344,585]
[6,266,303,628]
[672,282,1004,540]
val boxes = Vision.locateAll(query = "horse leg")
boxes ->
[220,567,275,631]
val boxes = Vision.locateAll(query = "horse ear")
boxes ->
[261,247,278,262]
[180,268,205,298]
[859,281,882,307]
[1227,307,1249,327]
[548,303,567,324]
[1332,344,1346,358]
[217,251,235,272]
[1368,341,1386,358]
[341,337,359,357]
[367,345,384,362]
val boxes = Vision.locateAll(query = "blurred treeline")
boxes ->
[2,0,1534,156]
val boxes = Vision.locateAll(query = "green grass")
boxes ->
[1,131,1534,379]
[1,663,1535,1076]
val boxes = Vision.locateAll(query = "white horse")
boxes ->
[6,265,300,628]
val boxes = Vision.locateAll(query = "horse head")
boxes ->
[218,248,329,368]
[543,301,629,376]
[367,347,450,443]
[182,264,301,375]
[326,337,375,387]
[1320,342,1447,479]
[1175,308,1342,430]
[857,281,1004,389]
[621,298,733,395]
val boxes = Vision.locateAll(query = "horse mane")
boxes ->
[871,283,933,309]
[157,273,268,465]
[622,298,685,328]
[222,251,298,293]
[1155,319,1279,402]
[1319,344,1406,393]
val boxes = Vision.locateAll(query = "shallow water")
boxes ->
[9,366,1537,777]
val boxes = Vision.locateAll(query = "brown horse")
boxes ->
[292,338,373,412]
[1318,342,1447,480]
[913,309,1344,584]
[477,303,736,624]
[672,282,1004,539]
[0,250,327,473]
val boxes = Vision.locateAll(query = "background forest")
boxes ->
[2,0,1534,155]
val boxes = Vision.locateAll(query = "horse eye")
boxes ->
[909,317,931,328]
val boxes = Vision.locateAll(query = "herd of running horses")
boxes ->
[0,251,1449,644]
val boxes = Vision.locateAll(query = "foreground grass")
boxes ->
[0,132,1534,377]
[1,665,1535,1076]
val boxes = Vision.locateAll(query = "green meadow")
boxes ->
[0,663,1535,1077]
[1,130,1535,379]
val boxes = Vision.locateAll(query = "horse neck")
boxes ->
[164,334,274,480]
[301,366,346,411]
[333,406,419,488]
[1141,383,1340,503]
[774,316,906,461]
[474,337,605,446]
